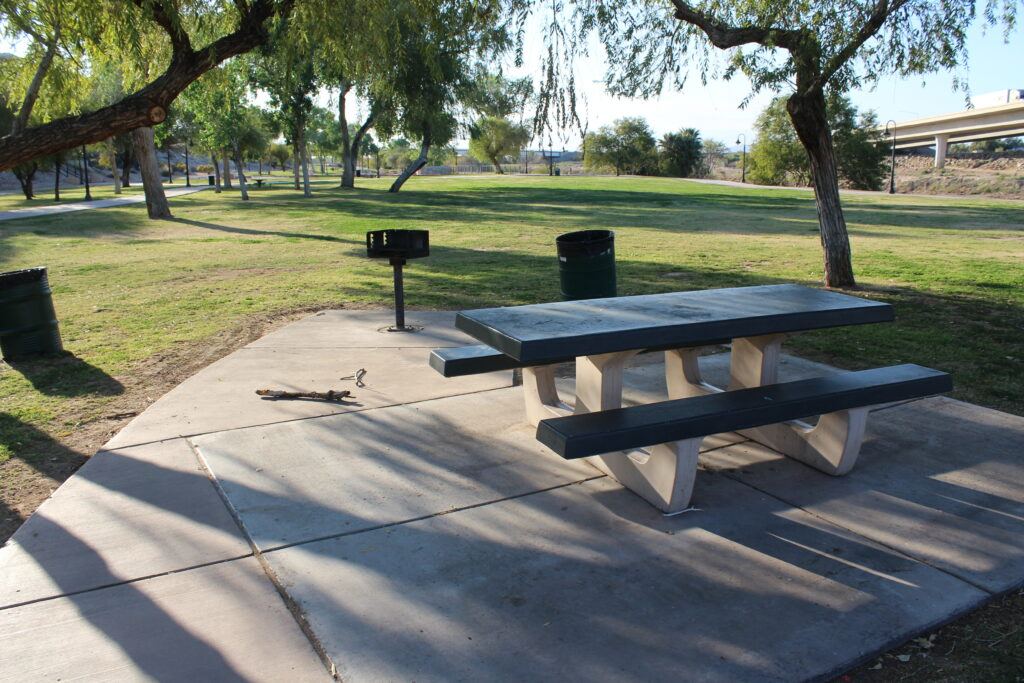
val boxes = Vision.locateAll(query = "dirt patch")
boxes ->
[841,588,1024,682]
[0,304,334,544]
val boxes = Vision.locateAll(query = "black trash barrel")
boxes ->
[555,230,616,300]
[0,267,63,360]
[208,175,215,186]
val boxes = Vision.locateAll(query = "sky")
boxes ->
[491,17,1024,151]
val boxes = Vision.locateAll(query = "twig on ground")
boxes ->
[341,368,367,387]
[255,388,352,401]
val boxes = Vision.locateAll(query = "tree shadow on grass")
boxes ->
[170,217,354,244]
[5,352,123,398]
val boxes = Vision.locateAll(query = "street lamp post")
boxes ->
[735,134,747,183]
[184,141,192,187]
[884,120,897,194]
[81,145,92,201]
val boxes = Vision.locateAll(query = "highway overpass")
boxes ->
[880,99,1024,167]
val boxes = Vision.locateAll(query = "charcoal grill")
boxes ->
[366,229,429,331]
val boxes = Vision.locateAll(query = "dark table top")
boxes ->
[455,284,893,363]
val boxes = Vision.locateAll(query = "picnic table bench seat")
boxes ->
[538,364,951,512]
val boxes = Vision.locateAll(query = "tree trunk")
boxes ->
[166,149,173,183]
[292,143,301,190]
[121,149,132,187]
[211,152,222,192]
[234,152,249,201]
[53,157,60,200]
[390,129,431,193]
[13,40,57,136]
[222,150,232,189]
[299,133,311,197]
[13,164,37,199]
[340,101,377,189]
[786,88,856,288]
[132,126,172,219]
[109,141,122,194]
[491,156,504,174]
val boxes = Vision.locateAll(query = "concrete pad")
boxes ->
[263,475,985,682]
[106,346,510,449]
[0,439,250,608]
[193,387,600,550]
[701,397,1024,593]
[0,557,328,682]
[247,310,473,348]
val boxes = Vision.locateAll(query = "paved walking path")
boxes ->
[1,309,1022,681]
[0,185,210,222]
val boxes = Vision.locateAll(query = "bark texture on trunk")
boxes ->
[0,0,288,170]
[341,112,376,188]
[389,129,431,193]
[132,126,172,219]
[300,135,311,196]
[109,141,122,194]
[212,152,222,192]
[234,154,249,200]
[222,150,233,188]
[786,88,856,288]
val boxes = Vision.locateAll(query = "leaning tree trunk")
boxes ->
[211,152,222,193]
[233,153,249,201]
[222,150,233,189]
[132,126,172,219]
[491,156,504,174]
[389,130,431,193]
[787,88,856,288]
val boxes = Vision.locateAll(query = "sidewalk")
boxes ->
[0,185,210,222]
[1,310,1022,681]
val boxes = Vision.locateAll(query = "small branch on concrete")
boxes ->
[340,368,367,387]
[255,388,352,401]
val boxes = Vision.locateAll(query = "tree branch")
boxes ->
[814,0,908,90]
[0,0,293,170]
[668,0,799,49]
[130,0,193,55]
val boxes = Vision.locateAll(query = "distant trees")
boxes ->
[468,116,530,173]
[583,118,707,178]
[659,128,703,177]
[749,95,886,191]
[584,117,658,175]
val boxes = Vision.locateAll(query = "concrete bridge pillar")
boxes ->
[934,134,949,168]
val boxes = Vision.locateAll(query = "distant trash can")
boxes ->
[208,175,215,186]
[0,267,63,360]
[555,230,616,301]
[554,167,561,176]
[356,169,362,177]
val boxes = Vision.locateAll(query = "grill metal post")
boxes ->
[391,256,407,330]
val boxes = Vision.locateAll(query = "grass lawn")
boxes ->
[1,173,1022,677]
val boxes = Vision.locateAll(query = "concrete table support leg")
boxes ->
[665,334,871,476]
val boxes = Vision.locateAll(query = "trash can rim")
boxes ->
[0,267,48,287]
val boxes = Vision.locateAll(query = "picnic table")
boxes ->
[431,284,951,513]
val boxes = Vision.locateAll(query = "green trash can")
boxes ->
[0,267,63,361]
[555,230,616,300]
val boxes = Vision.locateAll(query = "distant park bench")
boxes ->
[431,285,952,513]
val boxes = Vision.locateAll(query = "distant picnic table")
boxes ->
[432,284,951,513]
